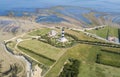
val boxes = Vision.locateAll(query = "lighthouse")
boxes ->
[58,27,68,42]
[62,27,65,38]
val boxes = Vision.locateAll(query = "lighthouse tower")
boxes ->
[58,27,68,42]
[62,27,65,38]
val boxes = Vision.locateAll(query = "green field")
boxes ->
[66,29,100,41]
[87,26,118,38]
[18,40,65,60]
[12,28,120,77]
[17,39,66,66]
[96,51,120,67]
[102,47,120,52]
[44,44,120,77]
[28,28,51,36]
[18,45,55,66]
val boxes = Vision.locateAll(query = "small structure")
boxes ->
[58,27,68,42]
[48,30,58,37]
[108,36,115,42]
[108,36,119,43]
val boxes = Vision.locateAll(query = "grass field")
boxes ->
[66,29,101,41]
[28,27,100,41]
[18,40,65,60]
[18,45,55,66]
[18,40,66,66]
[44,44,120,77]
[87,26,118,38]
[102,47,120,53]
[6,41,16,51]
[14,28,120,77]
[28,28,51,36]
[97,51,120,67]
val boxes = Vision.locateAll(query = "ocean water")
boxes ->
[0,0,120,24]
[36,15,68,23]
[0,0,120,13]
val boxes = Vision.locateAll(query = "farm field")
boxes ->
[45,44,120,77]
[18,40,65,60]
[87,26,119,38]
[66,29,98,41]
[7,28,120,77]
[28,28,52,36]
[96,51,120,67]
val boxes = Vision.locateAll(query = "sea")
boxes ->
[0,0,120,13]
[0,0,120,23]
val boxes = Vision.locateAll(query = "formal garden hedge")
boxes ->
[59,58,80,77]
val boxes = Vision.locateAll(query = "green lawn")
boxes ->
[87,26,118,38]
[7,41,16,49]
[66,29,101,41]
[6,41,17,53]
[16,28,120,77]
[102,47,120,53]
[18,46,54,66]
[28,28,51,36]
[18,40,65,60]
[97,51,120,67]
[45,44,120,77]
[45,44,97,77]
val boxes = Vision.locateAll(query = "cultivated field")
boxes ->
[18,40,66,66]
[7,28,120,77]
[45,44,120,77]
[28,28,52,36]
[18,40,65,60]
[87,26,119,38]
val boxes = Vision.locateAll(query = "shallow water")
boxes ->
[36,15,68,23]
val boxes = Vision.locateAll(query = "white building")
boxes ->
[48,30,58,37]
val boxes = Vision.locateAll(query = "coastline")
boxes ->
[2,38,32,77]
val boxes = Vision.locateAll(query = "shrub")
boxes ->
[59,58,80,77]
